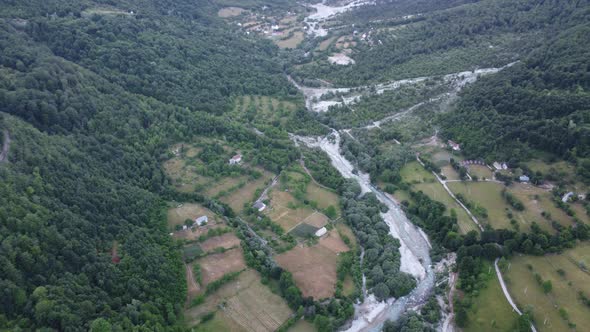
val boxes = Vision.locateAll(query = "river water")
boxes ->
[291,132,434,331]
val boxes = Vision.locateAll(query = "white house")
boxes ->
[493,162,503,170]
[315,227,327,237]
[519,175,530,183]
[229,154,242,165]
[448,140,460,151]
[562,192,574,203]
[253,201,266,212]
[194,215,208,226]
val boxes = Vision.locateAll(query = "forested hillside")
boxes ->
[0,0,299,330]
[440,22,590,164]
[291,0,587,86]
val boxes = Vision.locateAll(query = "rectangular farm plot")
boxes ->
[276,230,349,299]
[266,191,315,231]
[506,248,590,332]
[200,233,241,252]
[224,278,293,332]
[185,269,292,331]
[400,161,436,183]
[440,165,461,180]
[303,211,330,228]
[447,182,512,230]
[198,248,246,287]
[467,165,494,180]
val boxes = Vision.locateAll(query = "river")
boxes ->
[291,132,434,331]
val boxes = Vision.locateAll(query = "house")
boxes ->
[182,225,188,230]
[448,140,461,151]
[562,192,574,203]
[253,201,266,212]
[229,154,242,165]
[194,215,208,226]
[271,24,280,31]
[502,162,508,170]
[493,162,502,170]
[519,175,530,183]
[315,227,327,237]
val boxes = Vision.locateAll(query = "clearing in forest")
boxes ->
[217,7,247,17]
[275,31,304,49]
[505,244,590,332]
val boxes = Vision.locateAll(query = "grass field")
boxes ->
[441,165,461,180]
[508,183,575,232]
[200,233,241,252]
[400,161,436,183]
[288,320,316,332]
[193,311,246,332]
[167,203,220,231]
[414,182,478,234]
[448,182,576,232]
[506,244,590,331]
[217,6,246,17]
[570,202,590,224]
[276,31,304,49]
[448,182,511,230]
[463,262,519,332]
[276,230,349,299]
[467,165,494,180]
[318,36,336,51]
[267,190,316,231]
[197,248,247,287]
[186,269,292,331]
[220,168,274,212]
[335,223,356,248]
[400,161,477,233]
[306,182,341,216]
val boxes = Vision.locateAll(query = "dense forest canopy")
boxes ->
[440,22,590,163]
[0,0,299,330]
